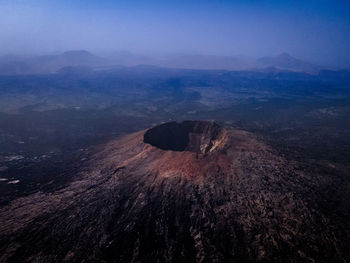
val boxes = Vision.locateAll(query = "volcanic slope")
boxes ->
[0,121,349,263]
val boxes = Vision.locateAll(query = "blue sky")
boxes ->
[0,0,349,67]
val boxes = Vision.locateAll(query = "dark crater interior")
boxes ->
[143,121,222,153]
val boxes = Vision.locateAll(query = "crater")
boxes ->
[143,121,224,154]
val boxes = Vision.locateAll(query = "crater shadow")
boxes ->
[143,121,222,153]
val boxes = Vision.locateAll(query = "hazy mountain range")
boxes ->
[0,50,333,75]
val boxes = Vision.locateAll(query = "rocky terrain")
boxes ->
[0,121,349,263]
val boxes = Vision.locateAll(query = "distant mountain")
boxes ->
[0,50,332,75]
[112,52,322,73]
[0,50,108,75]
[33,50,108,73]
[257,53,321,74]
[109,51,153,66]
[155,54,257,71]
[61,50,99,62]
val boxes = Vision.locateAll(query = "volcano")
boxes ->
[0,121,349,263]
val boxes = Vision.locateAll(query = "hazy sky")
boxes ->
[0,0,349,67]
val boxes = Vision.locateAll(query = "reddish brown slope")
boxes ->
[0,121,349,263]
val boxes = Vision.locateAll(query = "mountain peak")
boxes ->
[258,52,320,73]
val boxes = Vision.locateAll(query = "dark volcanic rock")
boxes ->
[0,121,349,263]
